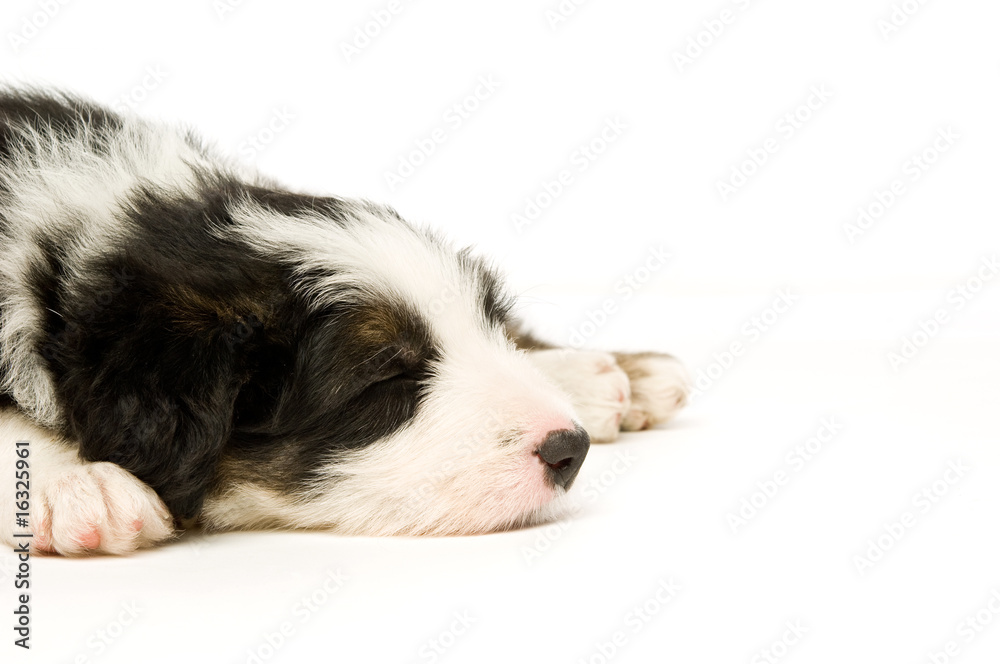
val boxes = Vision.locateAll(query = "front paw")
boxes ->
[32,462,174,556]
[614,353,689,431]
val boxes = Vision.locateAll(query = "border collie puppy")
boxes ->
[0,89,688,556]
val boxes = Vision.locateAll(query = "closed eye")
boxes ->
[366,348,426,387]
[376,370,419,384]
[359,368,425,405]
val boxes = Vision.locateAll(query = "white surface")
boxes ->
[2,0,999,662]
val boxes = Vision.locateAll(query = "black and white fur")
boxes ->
[0,89,688,556]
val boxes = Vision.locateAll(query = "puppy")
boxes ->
[0,89,688,555]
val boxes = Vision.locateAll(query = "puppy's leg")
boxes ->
[0,408,173,556]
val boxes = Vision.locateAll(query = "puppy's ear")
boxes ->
[53,290,271,520]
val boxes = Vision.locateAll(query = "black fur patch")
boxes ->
[224,299,437,493]
[33,179,437,518]
[0,88,122,163]
[40,183,297,518]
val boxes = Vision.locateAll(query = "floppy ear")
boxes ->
[51,286,270,520]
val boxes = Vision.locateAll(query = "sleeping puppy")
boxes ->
[0,89,689,556]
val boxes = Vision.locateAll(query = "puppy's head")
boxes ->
[205,196,588,535]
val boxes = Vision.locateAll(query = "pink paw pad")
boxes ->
[74,527,102,550]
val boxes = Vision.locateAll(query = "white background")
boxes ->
[2,0,1000,662]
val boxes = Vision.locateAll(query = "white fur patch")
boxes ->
[227,198,503,335]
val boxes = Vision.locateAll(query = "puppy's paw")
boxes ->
[615,353,689,430]
[527,349,631,443]
[32,462,174,556]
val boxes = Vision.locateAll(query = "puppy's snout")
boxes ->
[535,426,590,490]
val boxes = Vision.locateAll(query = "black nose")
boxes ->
[536,426,590,490]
